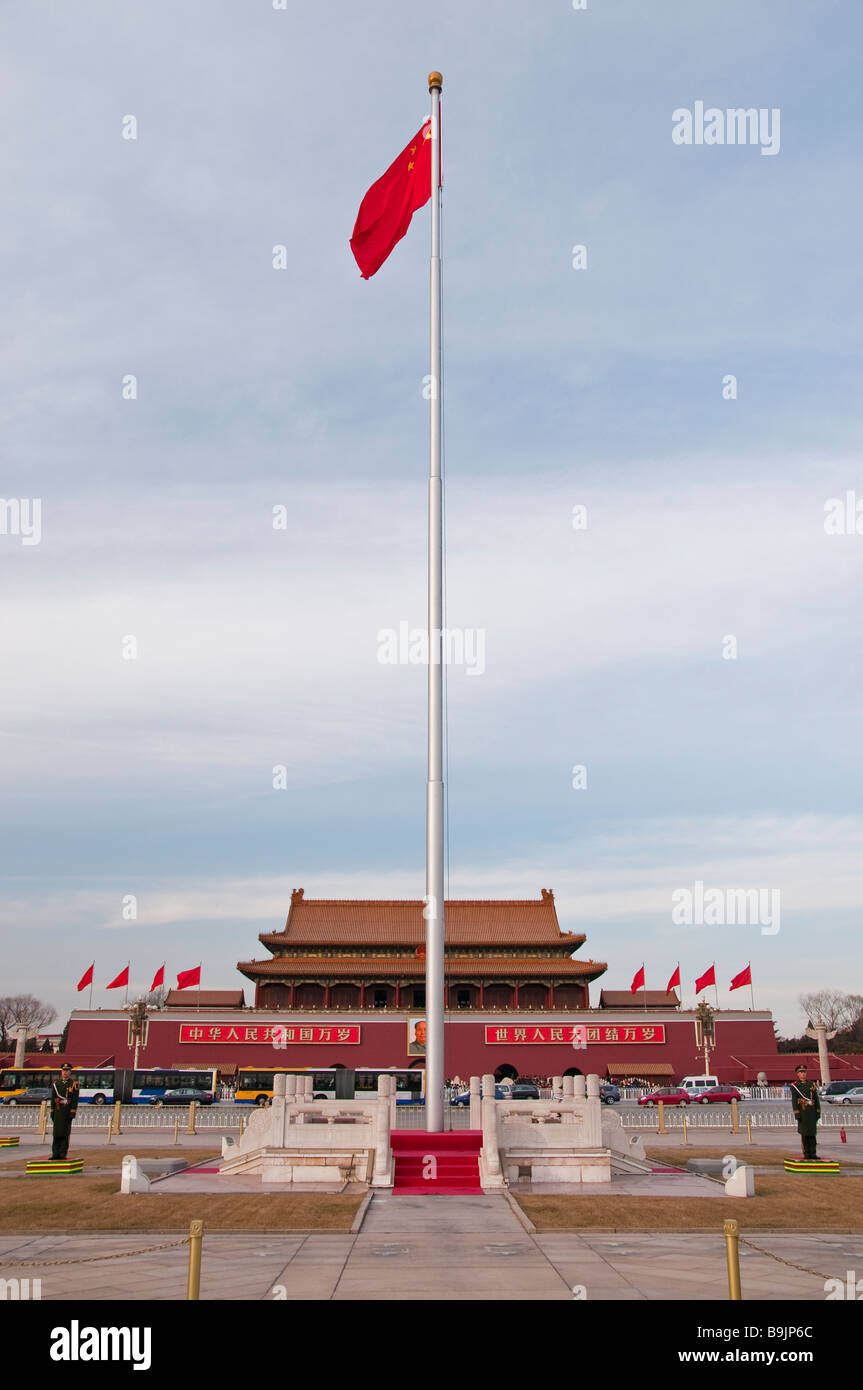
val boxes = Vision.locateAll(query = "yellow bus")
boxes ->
[233,1066,424,1106]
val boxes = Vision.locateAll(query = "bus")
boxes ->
[0,1065,65,1101]
[0,1066,217,1106]
[233,1067,425,1107]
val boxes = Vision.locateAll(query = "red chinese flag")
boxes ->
[77,962,94,992]
[150,964,165,993]
[350,119,434,279]
[630,965,645,993]
[176,966,201,990]
[695,965,716,994]
[730,965,752,991]
[106,966,129,990]
[666,965,681,994]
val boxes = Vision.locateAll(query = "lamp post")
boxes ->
[694,1000,715,1075]
[126,1000,150,1070]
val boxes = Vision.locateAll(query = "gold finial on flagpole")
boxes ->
[428,72,443,91]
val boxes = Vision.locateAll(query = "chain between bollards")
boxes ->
[724,1219,742,1300]
[186,1220,203,1300]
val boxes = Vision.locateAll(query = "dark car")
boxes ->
[149,1089,214,1107]
[3,1087,53,1106]
[600,1084,620,1104]
[450,1085,509,1105]
[509,1081,540,1100]
[821,1080,858,1099]
[638,1087,691,1107]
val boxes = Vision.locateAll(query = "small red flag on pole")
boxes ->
[106,966,129,990]
[149,964,165,994]
[350,118,436,279]
[77,963,94,992]
[666,964,681,995]
[630,964,645,993]
[729,965,752,991]
[695,964,716,994]
[176,965,201,990]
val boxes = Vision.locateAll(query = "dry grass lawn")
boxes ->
[644,1144,863,1169]
[1,1147,201,1173]
[517,1174,863,1232]
[0,1175,364,1232]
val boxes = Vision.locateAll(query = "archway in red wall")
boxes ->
[563,1066,583,1077]
[494,1062,518,1081]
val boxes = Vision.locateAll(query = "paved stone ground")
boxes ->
[2,1195,861,1301]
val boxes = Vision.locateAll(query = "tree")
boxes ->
[799,990,863,1033]
[0,995,56,1046]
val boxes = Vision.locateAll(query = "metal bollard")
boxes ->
[657,1100,665,1135]
[186,1219,203,1300]
[239,1114,245,1138]
[746,1115,753,1145]
[730,1098,740,1134]
[724,1219,742,1300]
[106,1120,113,1144]
[682,1113,689,1146]
[112,1101,122,1136]
[173,1117,180,1145]
[186,1101,197,1135]
[38,1101,48,1141]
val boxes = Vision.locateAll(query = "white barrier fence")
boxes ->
[2,1101,861,1132]
[623,1107,863,1129]
[0,1104,244,1130]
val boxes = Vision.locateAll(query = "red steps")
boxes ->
[391,1130,482,1195]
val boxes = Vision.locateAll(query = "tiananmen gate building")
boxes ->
[60,887,817,1085]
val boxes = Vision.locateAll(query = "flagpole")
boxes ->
[713,962,719,1012]
[425,70,445,1133]
[124,962,129,1008]
[749,962,754,1012]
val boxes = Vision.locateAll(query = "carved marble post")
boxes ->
[586,1074,602,1145]
[271,1072,287,1147]
[285,1073,299,1125]
[469,1075,481,1130]
[372,1085,392,1186]
[562,1075,574,1098]
[574,1075,586,1099]
[481,1073,502,1183]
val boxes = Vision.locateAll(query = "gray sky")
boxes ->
[2,1,862,1037]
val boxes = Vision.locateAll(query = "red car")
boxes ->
[638,1087,691,1107]
[696,1086,742,1105]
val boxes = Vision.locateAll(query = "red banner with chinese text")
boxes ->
[178,1024,361,1045]
[484,1024,665,1045]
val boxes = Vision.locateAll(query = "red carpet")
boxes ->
[391,1130,482,1195]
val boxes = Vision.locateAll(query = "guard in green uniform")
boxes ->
[50,1064,79,1161]
[790,1063,821,1160]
